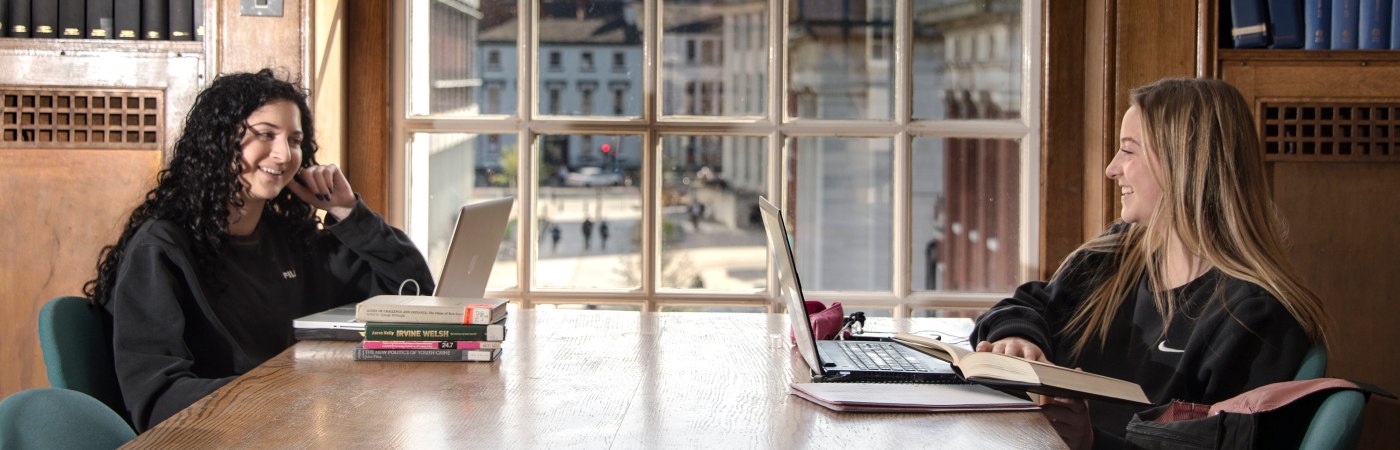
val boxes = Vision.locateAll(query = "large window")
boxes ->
[396,0,1040,316]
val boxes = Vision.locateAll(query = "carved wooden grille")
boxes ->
[1260,101,1398,162]
[1,87,164,150]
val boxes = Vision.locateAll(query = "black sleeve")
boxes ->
[107,241,235,431]
[972,246,1115,363]
[313,198,435,306]
[1196,295,1311,403]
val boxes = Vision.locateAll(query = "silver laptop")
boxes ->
[758,197,961,383]
[293,197,516,339]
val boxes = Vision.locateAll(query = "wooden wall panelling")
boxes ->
[344,0,391,215]
[0,46,202,398]
[0,149,160,396]
[1040,0,1089,278]
[1219,54,1400,448]
[1273,162,1400,449]
[216,0,307,81]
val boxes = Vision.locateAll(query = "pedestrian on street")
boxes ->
[550,224,561,252]
[599,221,610,249]
[582,218,594,250]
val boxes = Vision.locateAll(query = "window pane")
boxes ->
[786,0,893,120]
[660,135,768,291]
[661,1,768,117]
[912,0,1023,120]
[537,134,643,289]
[411,0,516,116]
[911,137,1021,293]
[412,133,519,291]
[785,137,893,291]
[537,1,643,117]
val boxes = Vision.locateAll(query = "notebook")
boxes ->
[293,197,516,340]
[758,197,962,383]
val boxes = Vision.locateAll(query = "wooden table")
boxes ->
[124,309,1066,449]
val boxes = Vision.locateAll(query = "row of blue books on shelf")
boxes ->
[1232,0,1400,49]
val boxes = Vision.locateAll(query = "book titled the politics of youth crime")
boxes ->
[362,321,507,342]
[355,295,508,325]
[353,346,502,362]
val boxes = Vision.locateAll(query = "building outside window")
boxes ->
[398,0,1039,316]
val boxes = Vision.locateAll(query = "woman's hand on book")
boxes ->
[975,337,1048,363]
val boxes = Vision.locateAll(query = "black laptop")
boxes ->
[758,197,963,383]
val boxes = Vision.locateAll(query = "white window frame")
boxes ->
[390,0,1043,316]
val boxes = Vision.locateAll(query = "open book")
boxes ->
[893,333,1150,405]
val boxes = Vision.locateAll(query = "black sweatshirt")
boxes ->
[972,225,1310,448]
[103,199,434,432]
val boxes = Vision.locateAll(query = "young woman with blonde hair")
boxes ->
[972,77,1329,449]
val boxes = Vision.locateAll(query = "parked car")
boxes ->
[564,167,623,187]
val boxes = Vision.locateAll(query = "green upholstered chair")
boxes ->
[1298,389,1367,450]
[0,388,135,449]
[1295,345,1328,381]
[1289,345,1367,450]
[37,296,128,425]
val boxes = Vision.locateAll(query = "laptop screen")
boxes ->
[758,197,824,375]
[434,196,515,297]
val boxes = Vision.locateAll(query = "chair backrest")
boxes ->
[1295,344,1328,381]
[37,296,128,424]
[1298,389,1367,450]
[0,388,135,449]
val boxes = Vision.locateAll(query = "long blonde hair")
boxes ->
[1059,78,1328,360]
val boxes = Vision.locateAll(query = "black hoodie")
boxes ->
[103,199,434,432]
[972,224,1311,448]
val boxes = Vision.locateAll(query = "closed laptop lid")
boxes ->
[434,196,516,297]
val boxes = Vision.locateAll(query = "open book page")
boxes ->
[891,333,972,364]
[894,332,1150,405]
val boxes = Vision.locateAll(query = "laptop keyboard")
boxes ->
[839,342,929,372]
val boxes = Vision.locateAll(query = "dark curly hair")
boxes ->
[85,69,321,305]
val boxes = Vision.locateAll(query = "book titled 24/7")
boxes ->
[353,346,501,362]
[362,340,503,350]
[355,295,508,325]
[893,333,1150,405]
[362,321,507,342]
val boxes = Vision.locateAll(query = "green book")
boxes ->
[362,320,506,342]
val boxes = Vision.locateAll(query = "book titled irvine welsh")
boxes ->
[355,295,508,325]
[362,321,507,342]
[353,346,502,362]
[361,340,503,350]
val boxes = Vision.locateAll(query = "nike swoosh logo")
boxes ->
[1157,340,1185,353]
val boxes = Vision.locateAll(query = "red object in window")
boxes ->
[601,143,611,153]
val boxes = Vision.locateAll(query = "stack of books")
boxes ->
[350,295,509,362]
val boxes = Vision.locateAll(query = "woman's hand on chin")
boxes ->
[289,164,356,221]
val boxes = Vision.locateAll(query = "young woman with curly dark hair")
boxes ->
[85,69,433,432]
